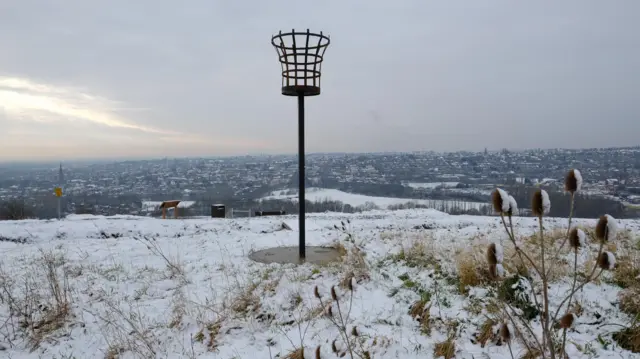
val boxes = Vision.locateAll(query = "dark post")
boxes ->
[271,29,330,260]
[297,94,305,258]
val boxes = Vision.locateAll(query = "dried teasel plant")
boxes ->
[491,169,619,359]
[559,313,576,329]
[313,283,361,359]
[595,214,618,242]
[568,228,586,249]
[564,169,582,194]
[487,242,505,279]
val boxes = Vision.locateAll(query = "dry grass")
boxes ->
[433,336,456,359]
[0,249,72,349]
[619,288,640,316]
[613,325,640,353]
[409,297,432,335]
[455,245,494,293]
[283,347,305,359]
[93,297,159,359]
[194,319,223,352]
[612,250,640,288]
[339,245,370,288]
[517,228,572,281]
[168,287,187,329]
[229,281,261,316]
[393,237,439,269]
[474,319,497,348]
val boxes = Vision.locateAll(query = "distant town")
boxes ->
[1,146,640,220]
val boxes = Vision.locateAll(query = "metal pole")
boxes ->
[298,94,306,259]
[57,196,61,220]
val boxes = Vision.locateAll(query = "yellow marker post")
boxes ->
[54,187,62,219]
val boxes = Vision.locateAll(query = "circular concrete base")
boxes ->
[249,246,342,265]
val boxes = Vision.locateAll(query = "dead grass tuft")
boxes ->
[283,347,305,359]
[455,246,494,293]
[393,237,439,269]
[613,324,640,353]
[409,296,432,335]
[337,244,370,288]
[168,288,187,329]
[619,288,640,316]
[474,319,497,348]
[197,319,223,352]
[613,253,640,289]
[433,336,456,359]
[229,281,261,315]
[0,249,72,349]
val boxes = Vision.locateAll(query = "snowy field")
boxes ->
[405,182,461,189]
[0,209,638,358]
[262,188,488,212]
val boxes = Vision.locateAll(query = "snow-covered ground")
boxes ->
[405,182,460,189]
[0,210,638,358]
[262,188,488,212]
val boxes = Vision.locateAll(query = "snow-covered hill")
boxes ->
[0,210,638,358]
[261,188,488,212]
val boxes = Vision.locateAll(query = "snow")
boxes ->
[540,189,551,215]
[495,188,510,212]
[573,169,583,192]
[508,195,518,215]
[576,228,587,247]
[604,251,617,270]
[0,210,638,358]
[605,214,618,241]
[405,182,460,189]
[494,242,504,263]
[262,187,488,211]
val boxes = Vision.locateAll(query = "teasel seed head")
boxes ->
[331,286,338,301]
[595,214,618,242]
[499,323,511,343]
[568,228,586,249]
[531,188,551,217]
[314,286,321,299]
[331,340,338,353]
[351,326,359,337]
[492,188,510,214]
[564,169,583,194]
[598,251,616,270]
[315,346,321,359]
[559,313,576,329]
[325,304,334,317]
[486,243,503,265]
[486,243,498,265]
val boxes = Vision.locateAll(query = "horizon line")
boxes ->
[1,145,639,166]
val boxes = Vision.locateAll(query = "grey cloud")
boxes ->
[0,0,638,160]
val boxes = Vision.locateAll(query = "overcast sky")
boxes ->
[0,1,638,161]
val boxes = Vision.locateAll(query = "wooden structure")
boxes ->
[254,210,286,217]
[160,200,181,219]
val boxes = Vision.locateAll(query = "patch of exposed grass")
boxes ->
[433,334,456,359]
[612,254,640,289]
[613,324,640,353]
[619,288,640,316]
[0,249,73,349]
